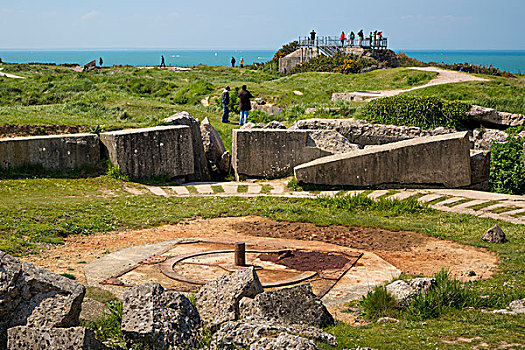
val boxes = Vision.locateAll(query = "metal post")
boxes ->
[234,242,246,266]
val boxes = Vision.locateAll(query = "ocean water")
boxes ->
[0,49,523,74]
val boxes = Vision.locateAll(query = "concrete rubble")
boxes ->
[162,111,211,181]
[467,105,525,127]
[200,117,231,176]
[8,326,109,350]
[294,132,472,188]
[100,125,194,180]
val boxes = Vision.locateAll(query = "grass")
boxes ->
[488,206,522,214]
[0,176,524,348]
[425,196,452,205]
[211,185,225,194]
[442,198,475,208]
[185,185,198,194]
[237,184,248,193]
[260,184,273,194]
[466,200,500,211]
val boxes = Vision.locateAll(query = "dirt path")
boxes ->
[24,216,498,286]
[0,67,25,79]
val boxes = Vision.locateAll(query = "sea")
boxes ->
[0,49,523,74]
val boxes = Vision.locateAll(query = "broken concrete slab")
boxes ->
[162,111,211,182]
[232,129,356,180]
[100,126,194,180]
[201,117,231,176]
[0,133,100,172]
[7,326,109,350]
[468,150,491,191]
[294,132,471,188]
[468,105,525,127]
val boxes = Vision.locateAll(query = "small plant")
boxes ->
[359,285,398,319]
[82,300,124,347]
[60,273,76,280]
[106,161,129,181]
[286,177,303,192]
[489,136,525,195]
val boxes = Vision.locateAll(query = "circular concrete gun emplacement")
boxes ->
[84,235,401,307]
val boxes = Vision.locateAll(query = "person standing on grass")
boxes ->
[221,86,231,123]
[340,31,345,47]
[99,57,103,67]
[238,85,253,126]
[231,56,236,67]
[240,57,244,68]
[160,55,165,68]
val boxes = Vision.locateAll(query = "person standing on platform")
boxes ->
[349,31,355,47]
[358,29,364,46]
[369,32,373,47]
[221,86,231,123]
[310,29,316,44]
[231,56,236,67]
[340,31,345,47]
[238,85,253,126]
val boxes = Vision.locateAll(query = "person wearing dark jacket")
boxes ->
[231,56,236,67]
[238,85,253,126]
[221,86,231,123]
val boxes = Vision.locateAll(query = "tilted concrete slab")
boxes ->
[232,129,358,180]
[294,132,471,188]
[100,126,194,179]
[0,133,100,171]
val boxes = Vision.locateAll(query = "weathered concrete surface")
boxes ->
[468,105,525,127]
[233,129,358,179]
[294,132,472,188]
[100,126,194,179]
[0,133,100,171]
[7,326,109,350]
[471,128,508,150]
[468,150,490,191]
[162,111,211,181]
[201,117,231,176]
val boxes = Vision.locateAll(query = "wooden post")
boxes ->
[234,242,246,266]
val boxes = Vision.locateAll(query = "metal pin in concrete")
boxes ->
[234,242,246,266]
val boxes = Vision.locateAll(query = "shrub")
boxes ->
[292,52,376,74]
[272,41,299,65]
[360,285,398,319]
[489,136,525,195]
[361,95,470,129]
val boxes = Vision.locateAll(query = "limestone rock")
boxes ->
[200,117,231,176]
[407,278,436,294]
[121,283,201,350]
[249,332,318,350]
[240,122,257,129]
[471,128,508,150]
[467,105,525,127]
[509,299,525,313]
[385,280,417,306]
[376,317,400,324]
[263,121,287,129]
[162,111,211,181]
[196,267,263,328]
[239,284,334,328]
[481,224,507,243]
[7,326,109,350]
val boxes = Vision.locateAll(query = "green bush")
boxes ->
[489,136,525,195]
[272,41,299,65]
[292,52,376,74]
[360,285,398,319]
[362,95,470,129]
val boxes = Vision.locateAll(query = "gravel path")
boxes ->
[0,67,25,79]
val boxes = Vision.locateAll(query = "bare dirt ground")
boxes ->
[24,216,498,287]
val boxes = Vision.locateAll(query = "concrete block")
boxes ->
[467,150,490,191]
[7,326,109,350]
[294,132,471,188]
[100,126,194,179]
[232,129,337,179]
[0,134,100,172]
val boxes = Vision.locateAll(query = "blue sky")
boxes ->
[0,0,523,50]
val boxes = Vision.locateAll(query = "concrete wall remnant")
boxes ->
[100,125,194,179]
[294,132,472,188]
[0,133,100,172]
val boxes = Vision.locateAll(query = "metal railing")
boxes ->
[298,35,388,53]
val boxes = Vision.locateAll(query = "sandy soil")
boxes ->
[24,216,498,286]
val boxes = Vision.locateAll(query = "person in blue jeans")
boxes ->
[238,85,253,126]
[221,86,230,123]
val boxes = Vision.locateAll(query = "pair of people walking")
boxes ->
[230,56,245,68]
[221,85,253,126]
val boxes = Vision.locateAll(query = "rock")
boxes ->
[295,132,472,188]
[7,326,109,350]
[263,121,287,129]
[239,284,334,328]
[468,150,491,191]
[293,90,304,96]
[481,225,507,243]
[121,283,201,350]
[210,317,336,350]
[249,332,318,350]
[467,105,525,127]
[359,65,381,74]
[79,298,110,322]
[385,280,417,306]
[308,130,361,153]
[471,128,508,150]
[509,299,525,313]
[254,98,266,105]
[161,111,211,182]
[100,126,194,180]
[200,117,231,176]
[195,267,263,328]
[251,102,283,116]
[407,278,436,294]
[376,317,400,324]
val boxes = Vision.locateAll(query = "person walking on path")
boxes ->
[99,57,103,67]
[221,86,231,123]
[349,32,355,47]
[358,29,364,46]
[231,56,236,67]
[160,55,165,68]
[340,31,345,47]
[240,57,244,68]
[238,85,253,126]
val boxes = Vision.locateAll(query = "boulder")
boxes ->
[294,132,472,188]
[481,224,507,243]
[509,299,525,313]
[468,150,491,191]
[467,105,525,127]
[7,326,109,350]
[239,284,334,328]
[200,117,231,176]
[0,252,85,331]
[385,280,417,306]
[249,332,318,350]
[471,128,508,150]
[263,121,287,129]
[100,126,194,180]
[195,267,263,328]
[121,283,201,350]
[162,111,211,182]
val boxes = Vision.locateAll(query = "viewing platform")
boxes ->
[298,35,388,58]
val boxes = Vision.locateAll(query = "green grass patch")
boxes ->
[237,185,248,193]
[466,200,501,211]
[185,186,198,194]
[488,206,522,214]
[426,196,452,205]
[86,287,118,304]
[211,185,225,194]
[260,184,273,194]
[442,198,475,208]
[377,189,400,199]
